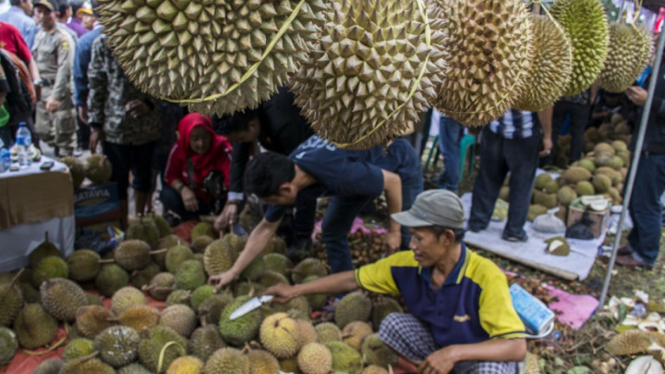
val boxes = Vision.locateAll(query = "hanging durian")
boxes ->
[513,14,573,112]
[550,0,609,96]
[96,0,326,116]
[291,0,447,149]
[430,0,532,127]
[598,23,653,93]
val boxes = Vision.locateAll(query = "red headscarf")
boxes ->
[165,113,232,203]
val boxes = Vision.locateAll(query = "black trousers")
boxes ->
[548,101,591,165]
[468,127,541,238]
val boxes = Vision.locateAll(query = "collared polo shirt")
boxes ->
[489,109,539,140]
[355,245,525,348]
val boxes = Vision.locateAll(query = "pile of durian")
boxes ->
[60,154,113,190]
[0,217,404,374]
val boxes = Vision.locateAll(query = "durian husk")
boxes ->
[550,0,610,97]
[291,0,447,149]
[597,23,650,93]
[96,0,326,116]
[430,0,533,127]
[513,14,573,112]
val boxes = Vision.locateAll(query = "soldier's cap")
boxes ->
[391,190,466,229]
[33,0,57,11]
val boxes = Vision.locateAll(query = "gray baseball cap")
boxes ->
[391,190,466,229]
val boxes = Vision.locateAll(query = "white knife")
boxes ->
[229,295,274,320]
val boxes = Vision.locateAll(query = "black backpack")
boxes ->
[0,50,33,124]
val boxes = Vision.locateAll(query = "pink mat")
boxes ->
[545,285,599,330]
[314,218,388,236]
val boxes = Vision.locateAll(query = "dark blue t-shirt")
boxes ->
[264,135,419,222]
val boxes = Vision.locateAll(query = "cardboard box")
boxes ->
[74,183,121,226]
[567,202,610,238]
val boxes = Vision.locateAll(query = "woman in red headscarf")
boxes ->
[162,113,232,221]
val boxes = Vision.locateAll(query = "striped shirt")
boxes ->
[489,109,539,139]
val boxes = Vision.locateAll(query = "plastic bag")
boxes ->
[566,212,595,240]
[533,208,566,233]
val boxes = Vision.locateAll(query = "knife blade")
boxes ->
[229,295,274,320]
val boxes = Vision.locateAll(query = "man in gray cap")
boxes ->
[263,190,527,374]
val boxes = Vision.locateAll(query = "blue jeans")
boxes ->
[437,116,465,192]
[159,186,212,222]
[468,127,540,239]
[628,153,665,266]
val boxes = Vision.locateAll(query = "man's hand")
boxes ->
[626,86,648,106]
[539,136,553,158]
[89,128,103,154]
[181,186,199,212]
[384,229,401,254]
[263,283,297,304]
[215,203,239,231]
[208,270,239,293]
[78,105,89,124]
[46,97,61,112]
[125,100,150,118]
[418,347,458,374]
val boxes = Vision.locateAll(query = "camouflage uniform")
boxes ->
[33,23,76,156]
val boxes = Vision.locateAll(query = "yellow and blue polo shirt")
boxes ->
[354,244,525,348]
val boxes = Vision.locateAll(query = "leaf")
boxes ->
[618,304,628,323]
[567,366,591,374]
[555,357,565,366]
[574,356,592,365]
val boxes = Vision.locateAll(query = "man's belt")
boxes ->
[36,78,55,87]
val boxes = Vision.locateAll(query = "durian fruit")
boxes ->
[302,276,328,309]
[579,159,596,173]
[112,286,148,315]
[61,156,86,188]
[545,236,571,256]
[175,260,206,291]
[513,14,573,112]
[335,292,372,329]
[324,340,364,374]
[0,271,24,326]
[371,297,403,331]
[315,323,342,343]
[598,23,651,93]
[198,293,233,326]
[576,181,595,196]
[95,326,141,368]
[19,283,40,304]
[246,347,281,374]
[160,304,197,337]
[33,359,64,374]
[115,305,161,332]
[132,262,162,289]
[62,338,95,362]
[297,319,317,345]
[127,217,161,250]
[630,24,655,84]
[298,342,333,374]
[240,257,265,282]
[138,326,188,373]
[557,186,578,207]
[191,235,214,254]
[67,250,101,282]
[166,289,191,307]
[98,0,326,116]
[606,329,657,356]
[595,142,616,155]
[592,174,612,194]
[32,256,69,287]
[202,347,250,374]
[158,235,182,254]
[528,205,548,221]
[75,305,116,339]
[144,272,176,301]
[118,363,154,374]
[550,0,609,96]
[260,270,290,288]
[259,312,301,358]
[115,240,154,271]
[191,223,215,240]
[204,239,238,276]
[13,303,58,349]
[188,325,226,362]
[291,0,447,149]
[0,327,17,365]
[166,244,195,273]
[190,285,216,311]
[96,264,130,298]
[263,237,287,255]
[234,281,265,297]
[85,154,113,184]
[167,356,204,374]
[219,296,263,346]
[279,356,301,374]
[342,321,373,351]
[291,258,328,284]
[362,365,389,374]
[361,334,397,367]
[40,278,88,322]
[562,166,592,184]
[224,233,245,253]
[151,213,173,238]
[272,296,310,318]
[28,232,61,269]
[431,0,532,127]
[59,353,116,374]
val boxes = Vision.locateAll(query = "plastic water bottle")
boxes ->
[16,122,31,168]
[0,138,9,172]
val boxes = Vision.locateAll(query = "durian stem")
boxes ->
[98,259,115,264]
[150,249,168,255]
[156,341,186,373]
[10,268,24,288]
[24,334,70,356]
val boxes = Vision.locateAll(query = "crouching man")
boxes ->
[264,190,527,374]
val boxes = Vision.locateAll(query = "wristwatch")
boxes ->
[33,79,43,87]
[176,184,186,194]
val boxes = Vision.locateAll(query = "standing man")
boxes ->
[65,0,90,37]
[55,0,77,45]
[0,0,37,49]
[209,135,423,291]
[468,107,553,242]
[32,0,76,157]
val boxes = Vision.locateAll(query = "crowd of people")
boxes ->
[0,1,663,371]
